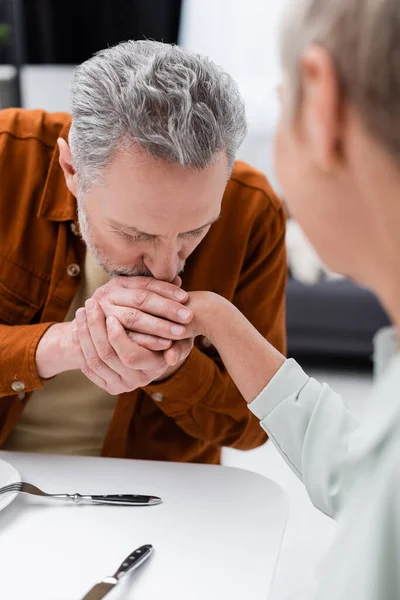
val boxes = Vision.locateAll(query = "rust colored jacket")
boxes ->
[0,109,287,464]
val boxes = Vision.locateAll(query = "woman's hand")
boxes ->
[162,291,221,367]
[163,290,285,403]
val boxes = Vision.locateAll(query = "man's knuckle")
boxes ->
[93,284,108,300]
[122,351,138,369]
[138,370,152,385]
[141,277,153,289]
[123,309,140,329]
[87,356,103,371]
[97,344,115,362]
[115,276,130,289]
[132,289,150,308]
[83,367,97,382]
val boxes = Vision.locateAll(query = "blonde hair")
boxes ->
[280,0,400,157]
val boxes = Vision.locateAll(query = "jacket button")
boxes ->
[151,392,164,402]
[70,222,79,236]
[67,263,81,277]
[11,380,25,393]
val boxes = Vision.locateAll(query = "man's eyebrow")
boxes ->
[107,219,155,237]
[181,213,221,235]
[108,214,221,237]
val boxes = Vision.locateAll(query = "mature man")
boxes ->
[0,41,286,462]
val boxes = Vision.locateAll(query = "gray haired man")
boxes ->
[0,41,286,461]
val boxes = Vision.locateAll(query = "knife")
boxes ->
[81,544,154,600]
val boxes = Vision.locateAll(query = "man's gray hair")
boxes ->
[280,0,400,158]
[69,40,247,190]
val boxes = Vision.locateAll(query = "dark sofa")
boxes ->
[286,275,390,358]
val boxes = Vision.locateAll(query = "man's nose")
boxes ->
[143,247,180,282]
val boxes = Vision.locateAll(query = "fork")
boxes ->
[0,481,162,506]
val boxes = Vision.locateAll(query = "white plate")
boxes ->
[0,458,21,512]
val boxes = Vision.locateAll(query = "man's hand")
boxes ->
[35,276,193,381]
[92,276,193,341]
[122,290,214,375]
[153,338,194,381]
[74,300,174,394]
[162,291,215,368]
[89,276,197,386]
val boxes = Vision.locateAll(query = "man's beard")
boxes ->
[77,201,185,279]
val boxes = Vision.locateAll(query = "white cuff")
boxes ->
[248,358,309,421]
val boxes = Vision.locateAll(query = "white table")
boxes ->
[0,452,288,600]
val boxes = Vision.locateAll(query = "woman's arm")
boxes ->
[177,292,359,518]
[184,292,286,402]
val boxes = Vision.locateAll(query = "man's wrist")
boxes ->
[35,321,84,378]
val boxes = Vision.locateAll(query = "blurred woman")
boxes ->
[174,0,400,598]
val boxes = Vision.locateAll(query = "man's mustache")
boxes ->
[111,267,154,278]
[110,262,185,279]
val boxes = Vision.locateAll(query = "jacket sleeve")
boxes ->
[0,322,55,397]
[249,358,360,518]
[144,203,287,449]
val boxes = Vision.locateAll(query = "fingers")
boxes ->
[129,276,187,301]
[75,306,122,387]
[164,338,194,366]
[84,300,142,385]
[127,331,172,352]
[100,287,193,325]
[96,276,188,302]
[106,316,168,371]
[76,302,170,393]
[85,300,168,373]
[107,305,190,341]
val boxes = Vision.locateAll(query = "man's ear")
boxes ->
[58,138,78,196]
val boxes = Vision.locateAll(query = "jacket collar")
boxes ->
[37,117,77,222]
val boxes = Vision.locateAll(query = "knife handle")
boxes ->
[90,494,161,505]
[114,545,154,580]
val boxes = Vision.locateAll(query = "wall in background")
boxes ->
[179,0,285,188]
